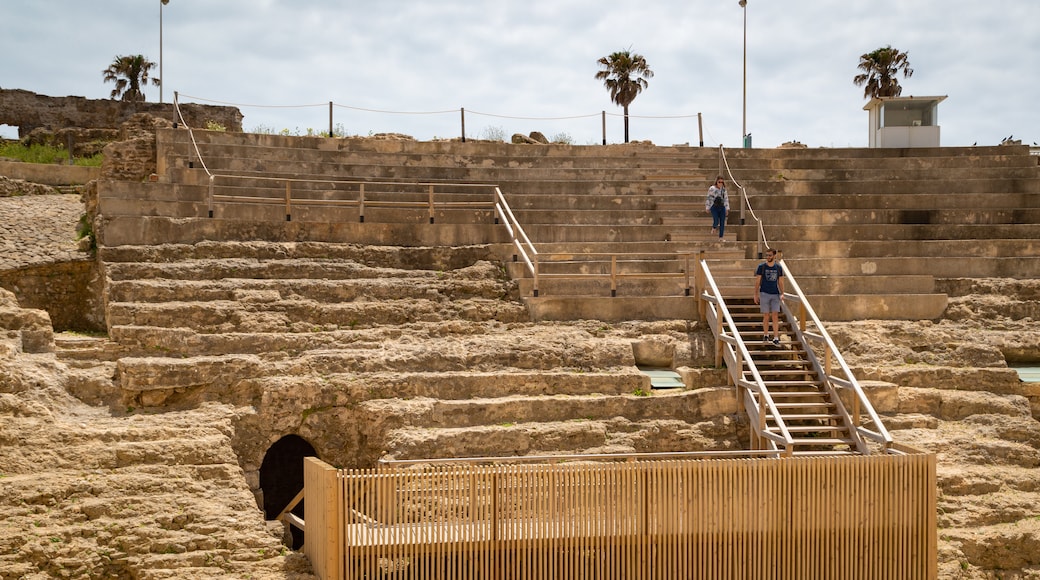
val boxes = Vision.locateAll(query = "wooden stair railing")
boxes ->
[699,259,893,456]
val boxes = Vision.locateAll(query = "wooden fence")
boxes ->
[303,450,936,579]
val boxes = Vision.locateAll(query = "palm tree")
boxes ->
[595,50,654,143]
[853,45,913,99]
[102,55,160,102]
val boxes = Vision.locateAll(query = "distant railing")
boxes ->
[203,173,500,223]
[303,452,936,580]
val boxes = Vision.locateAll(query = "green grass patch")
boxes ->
[0,141,103,166]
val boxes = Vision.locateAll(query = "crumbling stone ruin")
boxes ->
[1,104,1040,578]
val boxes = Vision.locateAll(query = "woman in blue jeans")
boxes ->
[705,176,729,239]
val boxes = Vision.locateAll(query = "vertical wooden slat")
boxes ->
[318,454,936,580]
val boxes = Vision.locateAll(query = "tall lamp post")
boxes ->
[738,0,747,148]
[160,0,170,103]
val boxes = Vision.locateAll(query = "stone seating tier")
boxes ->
[92,239,736,463]
[117,131,1040,322]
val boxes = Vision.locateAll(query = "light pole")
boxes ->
[738,0,747,148]
[160,0,170,103]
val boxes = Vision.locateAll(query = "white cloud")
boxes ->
[1,0,1037,146]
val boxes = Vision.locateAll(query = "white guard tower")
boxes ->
[864,95,947,148]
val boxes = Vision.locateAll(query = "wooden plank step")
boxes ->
[790,437,857,446]
[766,413,842,421]
[757,370,818,378]
[777,426,848,434]
[772,401,834,409]
[763,380,822,388]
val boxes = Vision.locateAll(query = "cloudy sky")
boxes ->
[1,0,1037,148]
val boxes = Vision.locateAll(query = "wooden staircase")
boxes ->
[700,258,892,456]
[727,299,859,455]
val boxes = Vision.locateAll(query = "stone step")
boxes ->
[159,130,720,166]
[236,369,654,402]
[99,240,499,268]
[115,318,620,358]
[171,167,656,197]
[746,207,1040,226]
[501,241,745,257]
[523,295,700,322]
[159,129,1034,170]
[381,415,741,461]
[96,215,508,247]
[361,388,734,431]
[779,256,1040,278]
[757,239,1039,259]
[106,295,528,330]
[763,223,1040,241]
[747,162,1040,177]
[170,155,677,182]
[517,278,697,299]
[115,329,639,395]
[107,274,514,304]
[748,182,1040,201]
[104,257,501,281]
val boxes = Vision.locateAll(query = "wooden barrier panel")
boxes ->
[306,453,936,580]
[303,457,342,580]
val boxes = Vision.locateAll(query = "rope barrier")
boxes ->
[173,92,705,125]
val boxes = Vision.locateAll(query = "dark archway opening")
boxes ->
[259,434,317,550]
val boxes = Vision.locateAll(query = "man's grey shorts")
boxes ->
[759,293,782,313]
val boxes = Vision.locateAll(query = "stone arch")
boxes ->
[259,434,317,549]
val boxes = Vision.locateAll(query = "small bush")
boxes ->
[479,125,507,142]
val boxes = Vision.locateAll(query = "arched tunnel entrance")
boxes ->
[259,434,316,550]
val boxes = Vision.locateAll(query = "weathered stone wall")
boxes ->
[0,88,243,137]
[0,160,99,186]
[0,260,104,333]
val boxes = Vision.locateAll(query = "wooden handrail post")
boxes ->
[532,254,540,297]
[684,253,691,296]
[358,183,365,223]
[207,174,214,218]
[428,184,435,224]
[285,180,292,222]
[696,252,707,321]
[610,255,618,297]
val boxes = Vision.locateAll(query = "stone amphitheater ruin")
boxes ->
[1,99,1040,578]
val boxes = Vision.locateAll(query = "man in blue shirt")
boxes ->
[754,249,785,346]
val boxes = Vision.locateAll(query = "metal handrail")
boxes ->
[698,259,795,452]
[718,145,768,257]
[492,186,538,289]
[777,260,894,449]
